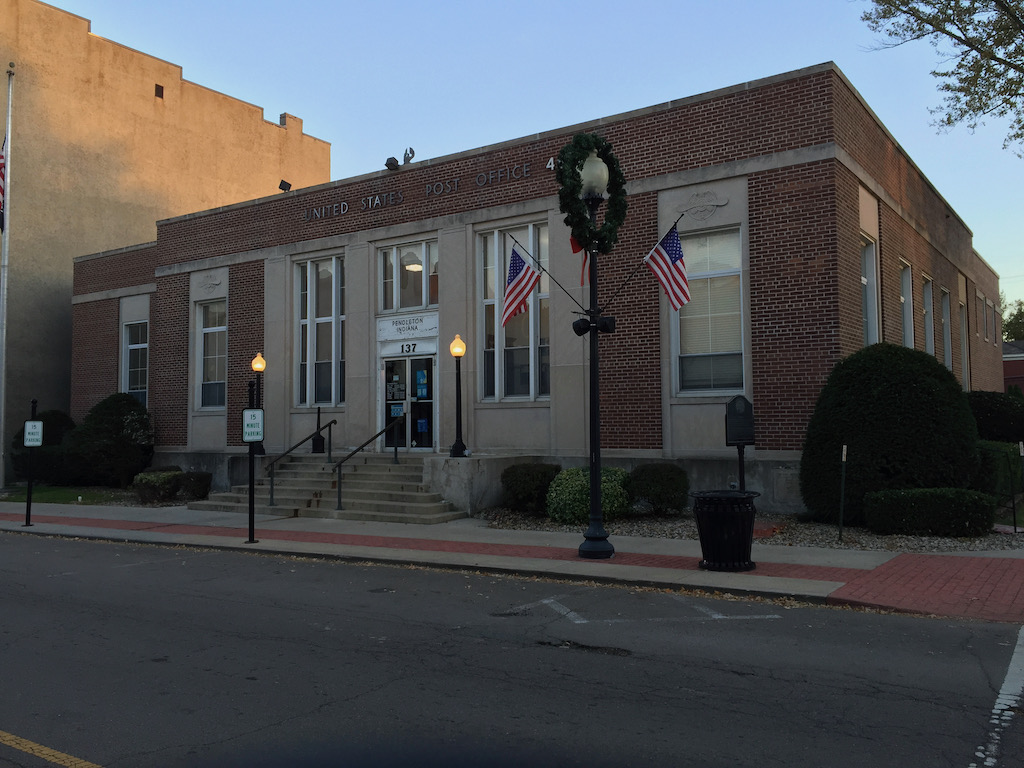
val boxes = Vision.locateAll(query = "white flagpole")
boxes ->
[0,62,14,490]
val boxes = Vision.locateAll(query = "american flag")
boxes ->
[644,225,689,310]
[501,246,541,327]
[0,135,5,233]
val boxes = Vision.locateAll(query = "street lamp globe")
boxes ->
[450,334,466,358]
[251,352,266,373]
[580,150,609,200]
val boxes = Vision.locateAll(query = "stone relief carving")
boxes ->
[682,191,729,221]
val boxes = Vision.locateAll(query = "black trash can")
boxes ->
[690,490,759,572]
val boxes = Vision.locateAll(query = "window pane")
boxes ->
[381,249,394,311]
[399,248,423,308]
[299,264,308,320]
[316,261,333,319]
[504,347,531,396]
[482,234,495,301]
[427,241,439,305]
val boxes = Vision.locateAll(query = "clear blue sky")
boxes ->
[50,0,1024,305]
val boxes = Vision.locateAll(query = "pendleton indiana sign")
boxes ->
[300,156,554,224]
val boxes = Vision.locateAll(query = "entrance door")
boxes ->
[383,356,435,449]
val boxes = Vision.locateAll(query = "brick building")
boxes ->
[0,0,330,465]
[71,63,1002,513]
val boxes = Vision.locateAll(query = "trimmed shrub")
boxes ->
[968,391,1024,444]
[180,471,213,501]
[501,463,561,516]
[133,471,183,504]
[864,488,995,537]
[800,344,979,526]
[973,441,1024,501]
[625,463,690,514]
[10,410,76,483]
[546,467,629,525]
[62,394,156,487]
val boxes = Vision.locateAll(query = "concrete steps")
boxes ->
[187,453,467,524]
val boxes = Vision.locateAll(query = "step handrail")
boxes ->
[264,419,337,507]
[332,415,405,510]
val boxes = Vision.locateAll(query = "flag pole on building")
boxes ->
[0,62,15,491]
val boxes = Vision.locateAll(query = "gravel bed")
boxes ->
[480,508,1024,553]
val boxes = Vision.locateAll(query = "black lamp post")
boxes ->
[576,151,615,560]
[449,334,467,458]
[251,352,266,456]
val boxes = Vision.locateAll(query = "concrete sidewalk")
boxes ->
[2,501,1023,624]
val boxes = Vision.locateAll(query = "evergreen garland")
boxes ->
[555,133,628,254]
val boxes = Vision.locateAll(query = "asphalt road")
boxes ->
[1,533,1022,768]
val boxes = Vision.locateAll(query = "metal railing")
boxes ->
[263,418,338,507]
[331,415,404,511]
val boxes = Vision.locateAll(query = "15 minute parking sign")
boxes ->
[23,420,43,447]
[242,409,264,443]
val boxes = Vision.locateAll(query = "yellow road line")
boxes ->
[0,729,103,768]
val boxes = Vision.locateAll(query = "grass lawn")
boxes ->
[0,485,136,505]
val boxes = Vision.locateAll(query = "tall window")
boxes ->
[296,256,345,406]
[479,222,549,399]
[960,302,970,390]
[899,263,914,347]
[941,290,952,370]
[677,228,743,392]
[861,236,879,345]
[922,277,934,355]
[379,240,438,312]
[123,321,148,407]
[199,301,226,408]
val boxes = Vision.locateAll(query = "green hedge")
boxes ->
[974,441,1024,501]
[501,463,561,516]
[546,467,629,525]
[625,463,689,514]
[967,391,1024,444]
[133,471,183,504]
[863,488,995,537]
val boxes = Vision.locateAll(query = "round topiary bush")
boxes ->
[800,343,980,526]
[625,463,690,514]
[546,467,629,525]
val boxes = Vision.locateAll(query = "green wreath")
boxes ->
[555,133,628,255]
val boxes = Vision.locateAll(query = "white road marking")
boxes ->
[969,625,1024,768]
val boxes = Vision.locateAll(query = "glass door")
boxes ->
[383,356,435,449]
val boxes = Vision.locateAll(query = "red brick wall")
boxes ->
[70,300,120,422]
[227,261,266,447]
[748,160,841,451]
[149,273,189,447]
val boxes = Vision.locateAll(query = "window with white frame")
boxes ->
[861,236,879,346]
[900,263,914,347]
[199,300,226,408]
[123,321,148,407]
[676,228,743,392]
[941,289,952,370]
[379,240,438,312]
[988,300,996,344]
[479,222,549,399]
[296,256,345,406]
[923,277,934,355]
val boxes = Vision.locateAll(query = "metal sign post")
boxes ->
[242,387,264,544]
[725,396,755,491]
[23,399,39,527]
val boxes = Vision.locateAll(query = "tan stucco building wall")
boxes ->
[0,0,330,458]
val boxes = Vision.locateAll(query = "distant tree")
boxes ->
[862,1,1024,152]
[1004,298,1024,340]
